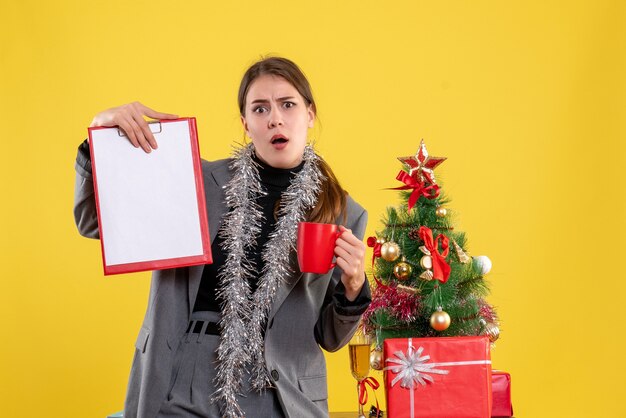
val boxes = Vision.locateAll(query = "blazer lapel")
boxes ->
[268,250,304,321]
[188,162,231,316]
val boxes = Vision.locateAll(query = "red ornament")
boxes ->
[367,236,383,267]
[397,140,446,184]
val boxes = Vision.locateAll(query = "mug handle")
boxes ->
[328,230,343,270]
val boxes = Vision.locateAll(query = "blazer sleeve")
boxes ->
[73,139,100,239]
[314,205,371,352]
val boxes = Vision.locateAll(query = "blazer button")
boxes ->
[271,369,279,381]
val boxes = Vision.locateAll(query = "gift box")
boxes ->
[491,371,513,417]
[383,336,492,418]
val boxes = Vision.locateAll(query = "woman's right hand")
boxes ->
[90,101,179,153]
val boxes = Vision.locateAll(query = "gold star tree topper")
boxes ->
[397,140,447,184]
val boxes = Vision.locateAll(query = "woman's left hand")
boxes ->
[334,225,367,301]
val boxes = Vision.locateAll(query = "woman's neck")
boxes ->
[253,152,305,189]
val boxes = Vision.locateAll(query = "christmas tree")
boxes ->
[363,140,499,366]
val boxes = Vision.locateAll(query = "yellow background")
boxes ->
[1,1,624,417]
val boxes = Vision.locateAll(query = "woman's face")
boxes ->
[241,74,315,169]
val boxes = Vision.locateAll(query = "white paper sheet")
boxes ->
[90,120,204,267]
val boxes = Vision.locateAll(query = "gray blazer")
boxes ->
[74,156,369,418]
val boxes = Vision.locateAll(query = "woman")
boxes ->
[74,57,370,418]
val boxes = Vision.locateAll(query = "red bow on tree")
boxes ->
[367,237,382,267]
[392,171,440,210]
[418,226,451,283]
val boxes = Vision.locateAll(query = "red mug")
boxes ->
[297,222,342,274]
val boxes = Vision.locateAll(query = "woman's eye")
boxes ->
[283,101,295,108]
[253,106,268,114]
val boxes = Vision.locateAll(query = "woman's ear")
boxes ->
[307,105,315,128]
[240,115,249,135]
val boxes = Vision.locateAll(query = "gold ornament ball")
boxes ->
[435,206,448,218]
[370,349,383,370]
[381,241,400,262]
[430,309,451,331]
[393,261,413,281]
[485,322,500,342]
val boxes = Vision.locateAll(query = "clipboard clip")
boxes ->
[118,121,162,137]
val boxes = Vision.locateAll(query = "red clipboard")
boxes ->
[88,117,212,275]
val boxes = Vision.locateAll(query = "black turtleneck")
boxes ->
[193,154,305,312]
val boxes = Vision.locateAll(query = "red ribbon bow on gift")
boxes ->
[391,171,440,210]
[418,226,451,283]
[358,376,380,415]
[367,237,382,267]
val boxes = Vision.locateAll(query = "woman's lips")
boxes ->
[271,135,289,150]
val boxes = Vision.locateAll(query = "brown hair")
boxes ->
[238,56,347,224]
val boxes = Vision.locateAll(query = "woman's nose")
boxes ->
[268,111,284,128]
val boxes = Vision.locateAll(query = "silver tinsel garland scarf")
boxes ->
[212,143,324,417]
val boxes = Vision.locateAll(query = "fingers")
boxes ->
[127,102,159,152]
[335,226,366,297]
[337,253,365,302]
[335,230,366,281]
[334,245,352,262]
[337,226,362,246]
[335,245,364,271]
[91,101,179,153]
[117,117,140,149]
[140,103,179,120]
[130,108,158,151]
[335,246,360,274]
[119,102,167,152]
[336,229,366,258]
[336,256,361,280]
[121,114,153,153]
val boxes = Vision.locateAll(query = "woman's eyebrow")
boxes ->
[250,96,296,104]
